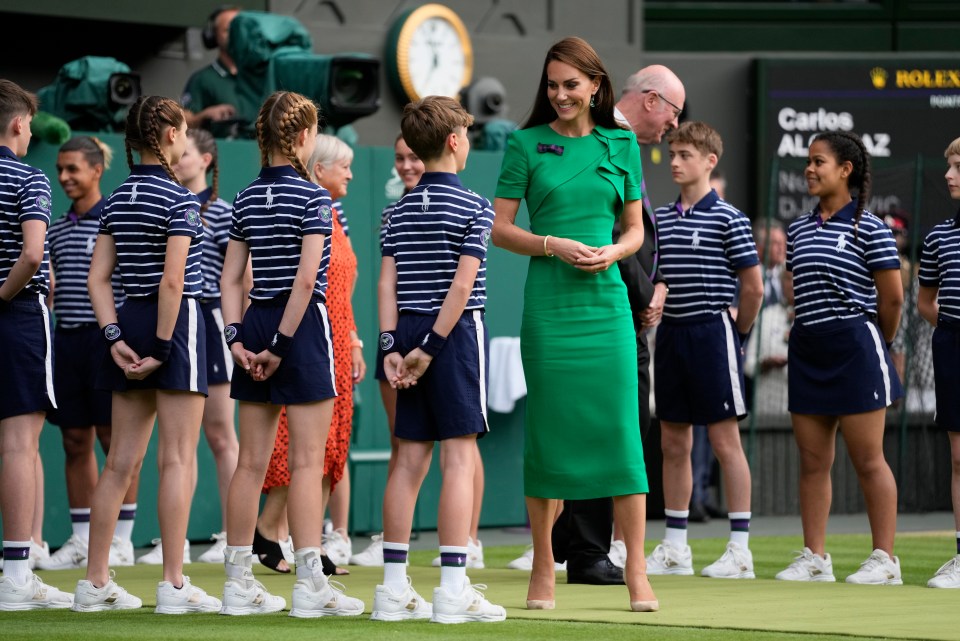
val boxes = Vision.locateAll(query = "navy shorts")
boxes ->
[932,318,960,431]
[788,316,903,415]
[374,343,387,381]
[230,297,337,405]
[394,310,489,442]
[0,291,56,420]
[654,312,748,425]
[96,297,208,395]
[201,300,233,385]
[48,323,112,428]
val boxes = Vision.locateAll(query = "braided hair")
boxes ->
[812,131,871,242]
[254,91,319,181]
[186,128,219,217]
[123,95,185,184]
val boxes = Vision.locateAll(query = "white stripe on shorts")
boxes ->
[471,310,489,430]
[720,312,746,417]
[188,299,199,391]
[864,320,892,406]
[39,294,57,409]
[316,302,338,397]
[210,306,234,380]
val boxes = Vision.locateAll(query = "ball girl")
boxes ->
[72,96,220,613]
[219,90,363,617]
[917,135,960,588]
[168,127,243,565]
[777,131,904,585]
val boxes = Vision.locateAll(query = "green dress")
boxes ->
[495,124,648,499]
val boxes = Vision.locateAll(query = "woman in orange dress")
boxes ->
[255,134,364,574]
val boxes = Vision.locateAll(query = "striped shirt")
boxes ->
[379,201,396,254]
[196,187,232,299]
[47,198,125,327]
[0,145,52,297]
[655,189,758,320]
[787,201,900,327]
[333,199,349,237]
[918,212,960,322]
[229,165,333,301]
[382,172,494,313]
[99,165,204,299]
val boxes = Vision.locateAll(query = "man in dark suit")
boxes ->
[553,65,685,585]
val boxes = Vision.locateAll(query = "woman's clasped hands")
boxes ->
[551,235,623,274]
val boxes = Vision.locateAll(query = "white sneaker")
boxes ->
[608,539,627,569]
[349,534,384,566]
[72,577,143,611]
[370,577,432,621]
[845,549,903,585]
[29,539,50,570]
[431,537,485,569]
[220,577,286,615]
[0,574,74,611]
[646,540,694,576]
[323,529,353,567]
[37,534,88,570]
[156,576,222,614]
[927,555,960,588]
[505,545,566,571]
[431,579,506,624]
[701,541,755,579]
[136,538,191,565]
[198,532,227,564]
[109,537,135,566]
[289,575,365,618]
[776,547,836,582]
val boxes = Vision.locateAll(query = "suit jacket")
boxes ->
[614,201,663,333]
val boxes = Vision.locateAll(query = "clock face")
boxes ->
[387,4,474,103]
[406,17,469,99]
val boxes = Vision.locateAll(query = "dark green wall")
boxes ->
[21,136,530,544]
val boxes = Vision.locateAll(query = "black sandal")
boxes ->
[321,553,349,576]
[253,527,290,574]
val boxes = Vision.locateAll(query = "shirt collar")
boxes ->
[131,164,170,178]
[0,146,19,161]
[198,186,214,204]
[613,106,630,129]
[259,165,301,180]
[67,197,107,223]
[417,172,462,188]
[211,58,235,78]
[672,188,719,216]
[812,199,857,224]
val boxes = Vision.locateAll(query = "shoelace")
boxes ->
[786,549,815,567]
[857,554,886,572]
[935,557,960,575]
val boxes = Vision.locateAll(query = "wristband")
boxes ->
[151,337,173,362]
[350,338,364,349]
[267,331,293,358]
[224,322,243,347]
[103,323,123,345]
[418,330,448,358]
[885,341,893,351]
[379,331,399,354]
[543,235,554,257]
[0,296,9,311]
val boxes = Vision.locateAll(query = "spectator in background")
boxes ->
[181,6,242,137]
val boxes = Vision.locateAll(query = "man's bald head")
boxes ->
[616,64,686,145]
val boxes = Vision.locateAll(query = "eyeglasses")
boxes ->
[641,89,682,119]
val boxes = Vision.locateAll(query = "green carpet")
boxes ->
[3,532,956,641]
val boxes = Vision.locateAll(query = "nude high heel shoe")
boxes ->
[630,599,660,612]
[526,599,556,610]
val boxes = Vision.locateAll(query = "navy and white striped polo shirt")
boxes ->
[100,165,204,299]
[918,212,960,322]
[332,200,349,237]
[229,165,332,301]
[382,172,494,313]
[196,187,232,299]
[787,201,900,327]
[379,201,396,254]
[48,198,126,328]
[0,145,52,297]
[655,189,758,321]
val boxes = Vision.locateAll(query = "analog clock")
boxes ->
[386,4,474,103]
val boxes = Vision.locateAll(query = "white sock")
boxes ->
[664,509,689,547]
[438,545,468,592]
[115,503,137,541]
[729,511,751,548]
[70,508,91,543]
[382,541,409,591]
[2,540,31,583]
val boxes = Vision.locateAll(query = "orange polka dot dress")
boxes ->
[262,210,359,493]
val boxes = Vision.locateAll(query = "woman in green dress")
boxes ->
[491,36,657,612]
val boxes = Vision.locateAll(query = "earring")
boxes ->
[590,95,596,108]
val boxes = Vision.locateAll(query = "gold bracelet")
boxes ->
[543,234,553,257]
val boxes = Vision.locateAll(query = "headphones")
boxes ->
[202,5,239,50]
